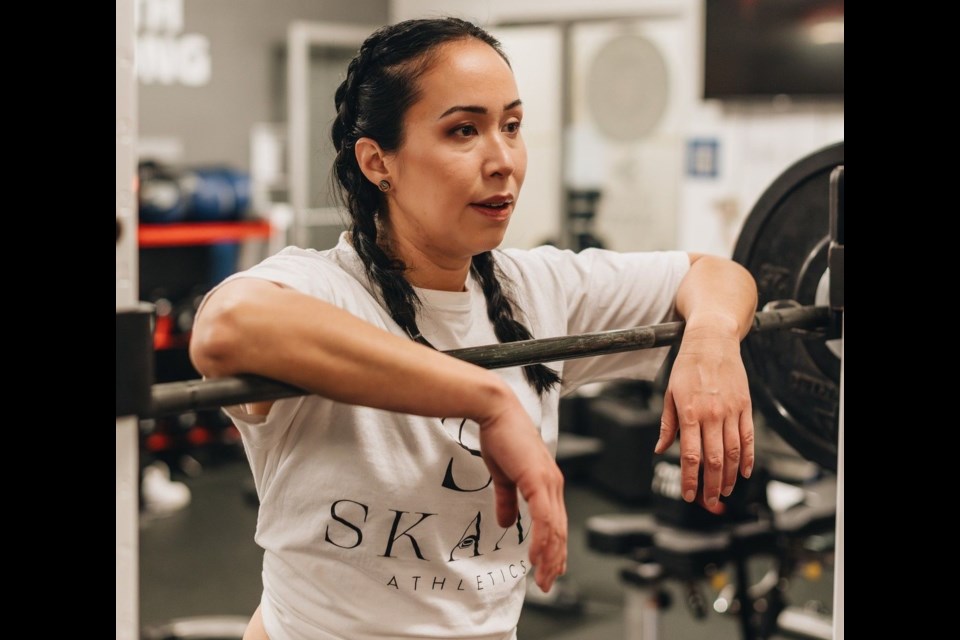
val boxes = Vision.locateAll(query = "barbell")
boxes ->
[117,142,844,471]
[145,303,834,419]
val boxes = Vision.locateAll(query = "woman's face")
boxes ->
[382,38,527,270]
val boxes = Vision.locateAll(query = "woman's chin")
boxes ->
[476,228,510,253]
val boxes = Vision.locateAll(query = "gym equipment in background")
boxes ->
[186,166,252,222]
[137,161,191,223]
[585,141,843,640]
[138,161,253,224]
[733,142,843,472]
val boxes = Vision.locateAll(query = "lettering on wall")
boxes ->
[135,0,211,86]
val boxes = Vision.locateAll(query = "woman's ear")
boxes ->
[355,137,391,187]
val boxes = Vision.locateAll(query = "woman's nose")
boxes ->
[485,134,516,178]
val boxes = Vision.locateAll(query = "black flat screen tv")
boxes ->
[703,0,844,100]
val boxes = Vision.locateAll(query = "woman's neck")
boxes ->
[402,253,471,292]
[387,233,472,292]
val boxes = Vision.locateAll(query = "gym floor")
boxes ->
[139,448,834,640]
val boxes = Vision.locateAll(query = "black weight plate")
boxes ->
[732,142,843,471]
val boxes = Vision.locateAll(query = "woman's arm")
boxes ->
[192,278,514,419]
[655,254,758,510]
[190,278,567,592]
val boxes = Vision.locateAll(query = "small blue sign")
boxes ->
[687,138,720,178]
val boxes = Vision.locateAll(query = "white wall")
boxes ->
[492,26,564,250]
[139,0,390,168]
[565,18,689,252]
[392,0,844,256]
[681,101,844,256]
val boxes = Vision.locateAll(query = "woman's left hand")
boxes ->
[656,322,754,511]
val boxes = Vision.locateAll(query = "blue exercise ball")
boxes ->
[186,167,252,221]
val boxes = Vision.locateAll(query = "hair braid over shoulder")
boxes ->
[330,18,560,393]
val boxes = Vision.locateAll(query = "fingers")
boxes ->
[696,486,726,515]
[656,389,679,454]
[527,481,568,593]
[740,408,755,479]
[678,416,702,503]
[532,532,563,591]
[700,414,724,509]
[721,415,741,497]
[678,412,752,510]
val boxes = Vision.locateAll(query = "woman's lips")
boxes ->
[470,202,513,220]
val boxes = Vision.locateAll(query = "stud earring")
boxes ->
[378,180,391,192]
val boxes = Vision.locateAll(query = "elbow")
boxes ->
[727,258,758,297]
[189,295,247,378]
[717,257,759,315]
[737,261,759,307]
[693,254,757,295]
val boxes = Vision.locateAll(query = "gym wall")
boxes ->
[137,0,390,169]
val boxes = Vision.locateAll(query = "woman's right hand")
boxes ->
[476,391,567,594]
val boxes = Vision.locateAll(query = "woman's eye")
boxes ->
[452,125,477,137]
[503,121,522,134]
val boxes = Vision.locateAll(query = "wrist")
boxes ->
[681,311,742,341]
[468,371,518,429]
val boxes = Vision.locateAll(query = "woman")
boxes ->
[191,17,757,640]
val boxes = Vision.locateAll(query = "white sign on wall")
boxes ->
[135,0,211,86]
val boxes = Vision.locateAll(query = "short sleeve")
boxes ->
[196,246,353,318]
[222,395,307,449]
[499,246,690,393]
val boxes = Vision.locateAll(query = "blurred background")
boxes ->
[117,1,843,638]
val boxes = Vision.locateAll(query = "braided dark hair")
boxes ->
[331,17,560,396]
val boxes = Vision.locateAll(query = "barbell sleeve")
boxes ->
[143,304,833,418]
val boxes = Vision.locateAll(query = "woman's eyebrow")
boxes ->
[437,99,523,120]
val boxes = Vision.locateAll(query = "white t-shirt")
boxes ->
[209,233,689,640]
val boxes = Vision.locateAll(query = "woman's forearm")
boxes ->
[189,278,514,423]
[675,254,758,339]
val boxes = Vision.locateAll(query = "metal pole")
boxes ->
[287,22,309,249]
[143,305,832,418]
[833,314,844,639]
[116,0,139,636]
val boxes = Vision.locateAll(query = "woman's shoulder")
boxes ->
[495,243,568,269]
[260,234,362,279]
[492,244,582,295]
[494,243,606,278]
[494,244,690,295]
[233,234,372,301]
[497,244,689,270]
